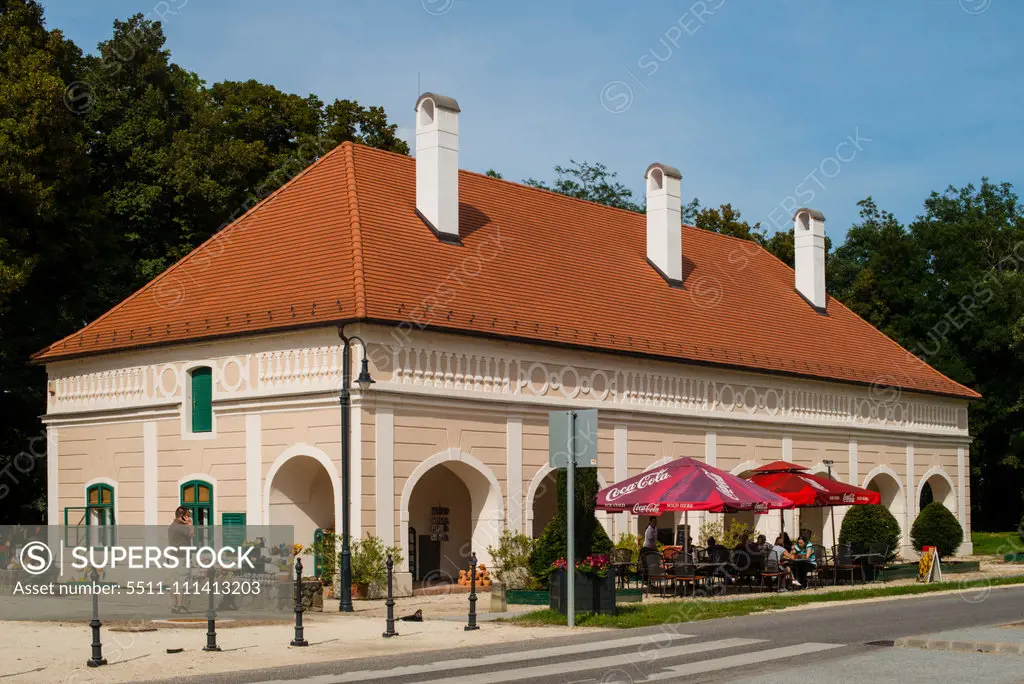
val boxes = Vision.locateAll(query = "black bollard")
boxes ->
[203,567,221,652]
[465,552,479,632]
[291,558,309,646]
[87,568,107,667]
[382,553,398,638]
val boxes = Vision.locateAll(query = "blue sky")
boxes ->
[41,0,1023,242]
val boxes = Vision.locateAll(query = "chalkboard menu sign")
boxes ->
[430,506,450,542]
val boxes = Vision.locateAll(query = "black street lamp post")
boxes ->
[823,459,836,550]
[338,328,375,612]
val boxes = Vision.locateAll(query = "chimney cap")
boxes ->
[793,207,825,222]
[415,92,461,113]
[644,162,682,180]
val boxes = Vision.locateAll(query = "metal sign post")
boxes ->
[566,411,576,628]
[548,409,597,629]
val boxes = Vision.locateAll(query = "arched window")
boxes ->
[189,366,213,433]
[86,483,115,526]
[180,480,213,526]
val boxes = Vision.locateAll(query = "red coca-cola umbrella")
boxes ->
[744,461,881,507]
[744,460,880,547]
[597,457,793,559]
[596,457,794,515]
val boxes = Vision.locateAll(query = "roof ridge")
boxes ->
[344,142,367,318]
[32,143,349,360]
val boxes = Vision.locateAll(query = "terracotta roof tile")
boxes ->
[33,142,979,400]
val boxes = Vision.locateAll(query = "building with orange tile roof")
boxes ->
[37,94,975,589]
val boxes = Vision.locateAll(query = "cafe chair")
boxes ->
[833,543,860,585]
[806,544,828,589]
[643,552,672,598]
[611,547,636,589]
[760,557,785,592]
[867,543,889,583]
[672,557,699,597]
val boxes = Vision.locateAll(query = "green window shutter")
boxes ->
[190,367,213,433]
[222,512,246,547]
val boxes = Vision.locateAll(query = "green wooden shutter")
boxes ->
[191,367,213,433]
[222,512,246,547]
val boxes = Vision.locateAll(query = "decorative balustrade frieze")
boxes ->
[255,345,343,390]
[46,341,967,434]
[388,345,965,433]
[50,366,147,408]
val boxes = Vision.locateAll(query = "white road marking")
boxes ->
[262,631,697,683]
[413,638,766,684]
[645,642,844,680]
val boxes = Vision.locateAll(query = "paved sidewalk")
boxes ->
[0,612,565,684]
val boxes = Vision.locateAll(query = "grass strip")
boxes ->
[971,531,1024,556]
[506,575,1024,628]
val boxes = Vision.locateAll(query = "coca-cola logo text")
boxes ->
[632,503,661,515]
[704,470,737,500]
[606,469,670,501]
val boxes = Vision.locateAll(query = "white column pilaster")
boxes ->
[245,414,262,526]
[143,421,158,525]
[506,416,523,532]
[352,402,363,538]
[376,407,395,547]
[905,443,916,555]
[46,426,59,525]
[613,424,628,537]
[957,446,970,550]
[848,439,859,486]
[705,431,716,467]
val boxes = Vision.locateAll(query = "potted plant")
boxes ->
[548,554,616,616]
[350,535,404,599]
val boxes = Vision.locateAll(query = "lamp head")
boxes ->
[356,357,375,391]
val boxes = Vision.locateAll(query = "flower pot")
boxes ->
[548,569,616,616]
[351,582,370,599]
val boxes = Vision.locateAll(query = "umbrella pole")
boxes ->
[830,505,837,550]
[684,511,689,558]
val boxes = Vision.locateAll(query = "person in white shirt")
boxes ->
[643,517,658,551]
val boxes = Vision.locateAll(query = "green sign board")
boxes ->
[548,409,598,469]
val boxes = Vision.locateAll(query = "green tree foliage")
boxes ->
[828,182,1024,530]
[528,467,613,586]
[839,504,901,560]
[910,502,963,557]
[0,2,406,524]
[524,160,642,212]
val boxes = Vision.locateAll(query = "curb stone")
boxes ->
[896,636,1024,655]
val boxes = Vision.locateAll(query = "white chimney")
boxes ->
[644,163,683,285]
[794,208,827,311]
[415,92,460,242]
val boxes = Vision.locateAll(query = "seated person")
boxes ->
[705,536,729,563]
[768,535,797,589]
[753,534,769,554]
[745,534,765,556]
[782,531,793,552]
[789,536,816,588]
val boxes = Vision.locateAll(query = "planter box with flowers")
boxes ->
[548,554,616,616]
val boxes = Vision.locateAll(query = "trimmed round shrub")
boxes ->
[838,503,901,560]
[911,502,963,558]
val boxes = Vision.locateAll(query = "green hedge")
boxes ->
[911,502,963,557]
[838,504,900,560]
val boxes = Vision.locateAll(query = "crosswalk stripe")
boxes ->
[259,631,696,684]
[414,638,766,684]
[643,642,844,681]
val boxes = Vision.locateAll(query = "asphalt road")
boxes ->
[149,584,1024,684]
